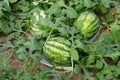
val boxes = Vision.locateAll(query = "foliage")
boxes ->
[0,0,120,80]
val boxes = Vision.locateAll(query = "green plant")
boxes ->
[0,0,120,80]
[0,54,17,79]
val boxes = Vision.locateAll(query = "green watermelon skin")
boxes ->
[74,11,100,38]
[30,10,51,35]
[43,37,71,66]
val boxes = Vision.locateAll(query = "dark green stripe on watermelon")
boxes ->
[46,41,70,52]
[43,37,71,66]
[74,11,100,38]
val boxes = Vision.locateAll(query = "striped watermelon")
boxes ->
[74,11,100,38]
[43,37,71,66]
[30,9,52,35]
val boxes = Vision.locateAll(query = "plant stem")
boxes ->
[41,28,54,49]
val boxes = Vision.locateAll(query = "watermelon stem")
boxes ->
[69,59,74,77]
[40,28,54,50]
[101,22,110,30]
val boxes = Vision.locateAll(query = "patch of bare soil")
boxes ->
[94,28,110,41]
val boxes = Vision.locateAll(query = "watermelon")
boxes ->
[74,11,100,38]
[30,9,52,35]
[43,37,71,66]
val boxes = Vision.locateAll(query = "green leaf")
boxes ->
[101,0,110,8]
[106,52,120,62]
[3,0,11,12]
[16,36,26,45]
[105,11,115,23]
[46,5,57,15]
[21,6,30,12]
[16,47,26,54]
[100,11,114,23]
[0,2,4,17]
[70,48,79,60]
[57,27,69,37]
[105,73,114,79]
[0,18,11,34]
[0,41,13,52]
[73,64,81,74]
[6,32,21,40]
[18,53,27,60]
[113,69,120,77]
[66,7,78,18]
[83,0,94,8]
[82,70,93,80]
[86,55,95,65]
[96,73,104,80]
[101,65,116,78]
[23,37,37,54]
[30,51,42,64]
[116,6,120,13]
[0,45,9,53]
[97,4,109,14]
[0,10,3,18]
[46,0,65,15]
[110,23,120,42]
[74,0,81,4]
[0,54,11,69]
[117,61,120,67]
[0,20,2,29]
[9,0,17,3]
[20,73,33,80]
[96,60,104,69]
[75,3,84,12]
